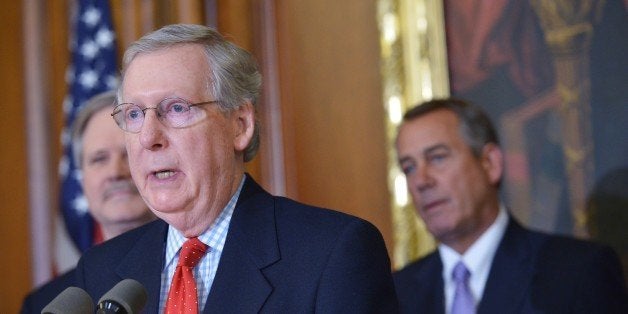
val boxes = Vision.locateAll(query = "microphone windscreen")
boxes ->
[41,286,94,314]
[98,279,147,313]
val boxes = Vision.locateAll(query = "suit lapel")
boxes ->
[478,219,535,314]
[203,176,280,313]
[426,256,446,314]
[411,253,446,314]
[115,220,169,313]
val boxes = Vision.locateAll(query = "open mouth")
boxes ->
[154,170,176,179]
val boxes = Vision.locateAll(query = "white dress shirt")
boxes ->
[439,205,509,314]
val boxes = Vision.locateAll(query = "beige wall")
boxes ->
[2,0,392,311]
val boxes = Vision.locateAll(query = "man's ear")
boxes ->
[233,100,255,152]
[481,143,503,185]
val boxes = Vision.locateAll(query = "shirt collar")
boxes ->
[163,176,245,269]
[439,204,509,281]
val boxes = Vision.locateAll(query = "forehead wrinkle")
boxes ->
[122,45,210,104]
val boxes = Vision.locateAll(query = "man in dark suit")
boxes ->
[21,91,156,313]
[393,98,627,313]
[75,24,398,313]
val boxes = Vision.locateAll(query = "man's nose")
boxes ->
[107,153,131,180]
[412,166,435,192]
[138,110,166,150]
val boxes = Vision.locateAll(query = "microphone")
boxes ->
[41,286,94,314]
[96,279,147,314]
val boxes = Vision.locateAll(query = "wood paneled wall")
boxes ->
[1,2,29,312]
[3,0,392,311]
[272,0,392,251]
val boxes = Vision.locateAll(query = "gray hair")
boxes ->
[71,90,118,168]
[400,97,500,157]
[120,24,262,162]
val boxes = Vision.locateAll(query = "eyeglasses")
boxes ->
[111,98,220,133]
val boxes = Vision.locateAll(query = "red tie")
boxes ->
[165,237,208,314]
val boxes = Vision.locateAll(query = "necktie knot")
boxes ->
[178,237,208,268]
[165,237,208,314]
[452,261,470,283]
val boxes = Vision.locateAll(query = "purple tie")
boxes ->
[451,261,475,314]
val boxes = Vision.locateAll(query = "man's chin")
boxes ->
[425,221,455,240]
[149,206,183,218]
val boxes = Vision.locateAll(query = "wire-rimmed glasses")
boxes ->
[111,97,220,133]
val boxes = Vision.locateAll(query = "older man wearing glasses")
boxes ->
[74,24,398,313]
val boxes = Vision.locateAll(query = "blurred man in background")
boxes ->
[393,98,627,313]
[21,90,155,313]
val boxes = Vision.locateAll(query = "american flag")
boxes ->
[58,0,118,253]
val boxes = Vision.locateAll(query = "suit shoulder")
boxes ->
[274,196,380,233]
[522,229,628,312]
[21,269,76,314]
[274,196,343,216]
[81,220,165,262]
[532,230,618,262]
[507,222,616,262]
[241,176,381,235]
[393,251,440,283]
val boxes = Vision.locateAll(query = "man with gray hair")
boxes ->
[21,90,155,313]
[393,97,627,313]
[75,24,398,313]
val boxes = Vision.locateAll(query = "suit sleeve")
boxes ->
[315,218,400,313]
[572,245,628,313]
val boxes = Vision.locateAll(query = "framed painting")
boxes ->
[380,0,628,272]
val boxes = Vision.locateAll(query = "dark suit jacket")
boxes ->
[75,176,399,313]
[394,218,628,313]
[20,269,76,314]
